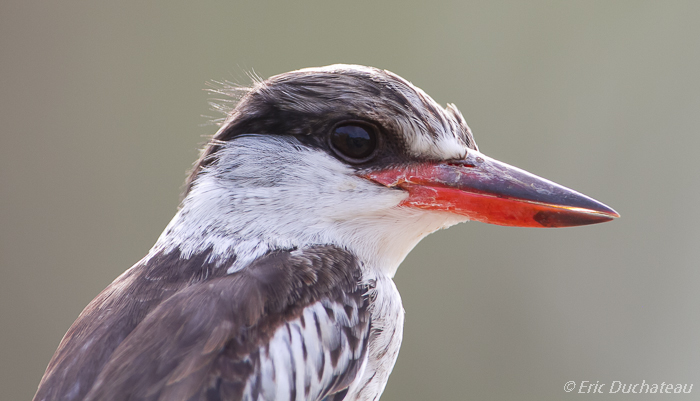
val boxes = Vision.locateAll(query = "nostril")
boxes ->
[446,160,476,168]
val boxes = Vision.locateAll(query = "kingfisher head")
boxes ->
[153,64,617,276]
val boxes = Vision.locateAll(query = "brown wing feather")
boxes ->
[34,248,234,401]
[36,246,367,401]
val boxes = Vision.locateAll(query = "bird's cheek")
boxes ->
[335,179,359,192]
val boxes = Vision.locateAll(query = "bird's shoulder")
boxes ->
[35,246,371,401]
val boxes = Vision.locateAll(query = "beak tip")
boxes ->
[532,202,620,228]
[592,201,621,220]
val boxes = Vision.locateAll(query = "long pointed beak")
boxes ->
[363,150,619,228]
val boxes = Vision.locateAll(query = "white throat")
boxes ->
[150,135,467,277]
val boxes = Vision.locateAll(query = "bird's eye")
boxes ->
[330,123,378,162]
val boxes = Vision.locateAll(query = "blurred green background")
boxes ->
[2,1,699,400]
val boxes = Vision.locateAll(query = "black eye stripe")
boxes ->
[329,123,378,162]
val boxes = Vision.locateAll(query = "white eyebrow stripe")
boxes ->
[381,75,471,160]
[391,97,468,160]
